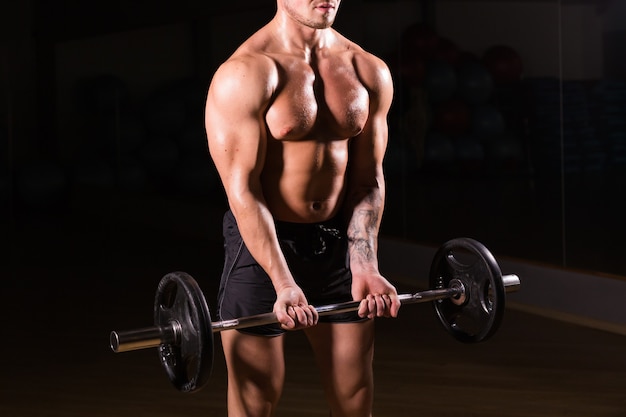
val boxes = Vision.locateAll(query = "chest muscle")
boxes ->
[265,59,369,141]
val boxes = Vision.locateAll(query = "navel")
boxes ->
[312,201,323,211]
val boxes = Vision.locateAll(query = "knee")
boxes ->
[329,381,373,417]
[246,373,283,404]
[227,375,283,417]
[239,383,282,416]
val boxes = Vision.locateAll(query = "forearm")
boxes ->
[228,190,296,292]
[345,182,385,274]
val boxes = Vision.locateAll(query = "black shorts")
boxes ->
[217,210,363,336]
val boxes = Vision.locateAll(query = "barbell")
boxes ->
[109,237,520,393]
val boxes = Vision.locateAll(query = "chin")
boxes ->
[311,19,335,29]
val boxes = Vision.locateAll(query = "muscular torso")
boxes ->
[257,42,371,223]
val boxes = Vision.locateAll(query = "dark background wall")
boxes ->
[2,0,625,279]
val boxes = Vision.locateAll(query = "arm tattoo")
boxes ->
[347,208,379,262]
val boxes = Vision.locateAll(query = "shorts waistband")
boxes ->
[225,209,345,240]
[275,217,344,238]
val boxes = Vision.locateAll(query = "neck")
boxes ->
[270,12,334,56]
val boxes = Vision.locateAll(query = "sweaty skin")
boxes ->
[206,3,399,325]
[205,1,399,415]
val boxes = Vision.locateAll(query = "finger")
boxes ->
[358,298,369,318]
[293,305,307,328]
[295,305,309,327]
[277,307,296,329]
[367,295,376,319]
[302,304,317,326]
[287,306,299,329]
[290,305,315,329]
[374,294,386,317]
[298,307,311,327]
[380,294,392,317]
[389,294,401,318]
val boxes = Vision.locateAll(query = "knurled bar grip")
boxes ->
[110,274,520,353]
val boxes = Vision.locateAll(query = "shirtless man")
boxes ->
[204,1,400,416]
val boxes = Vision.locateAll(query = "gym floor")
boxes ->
[3,192,626,417]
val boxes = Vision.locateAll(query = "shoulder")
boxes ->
[339,37,393,106]
[354,49,393,92]
[331,32,393,95]
[209,51,278,103]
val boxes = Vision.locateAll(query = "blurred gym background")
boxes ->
[3,0,625,277]
[2,1,625,416]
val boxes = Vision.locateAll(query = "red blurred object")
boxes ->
[482,45,523,84]
[432,99,472,137]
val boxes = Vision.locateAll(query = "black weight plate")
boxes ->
[154,272,213,392]
[429,238,505,343]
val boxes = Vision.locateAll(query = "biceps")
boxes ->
[350,116,388,183]
[206,110,267,197]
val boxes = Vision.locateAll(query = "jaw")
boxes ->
[280,1,339,31]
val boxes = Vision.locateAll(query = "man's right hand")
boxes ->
[273,286,319,330]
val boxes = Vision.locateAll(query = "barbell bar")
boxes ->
[111,274,519,353]
[109,237,521,393]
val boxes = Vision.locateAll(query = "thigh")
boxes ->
[218,212,283,336]
[220,330,286,416]
[304,321,376,417]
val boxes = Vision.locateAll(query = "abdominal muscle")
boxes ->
[261,138,350,223]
